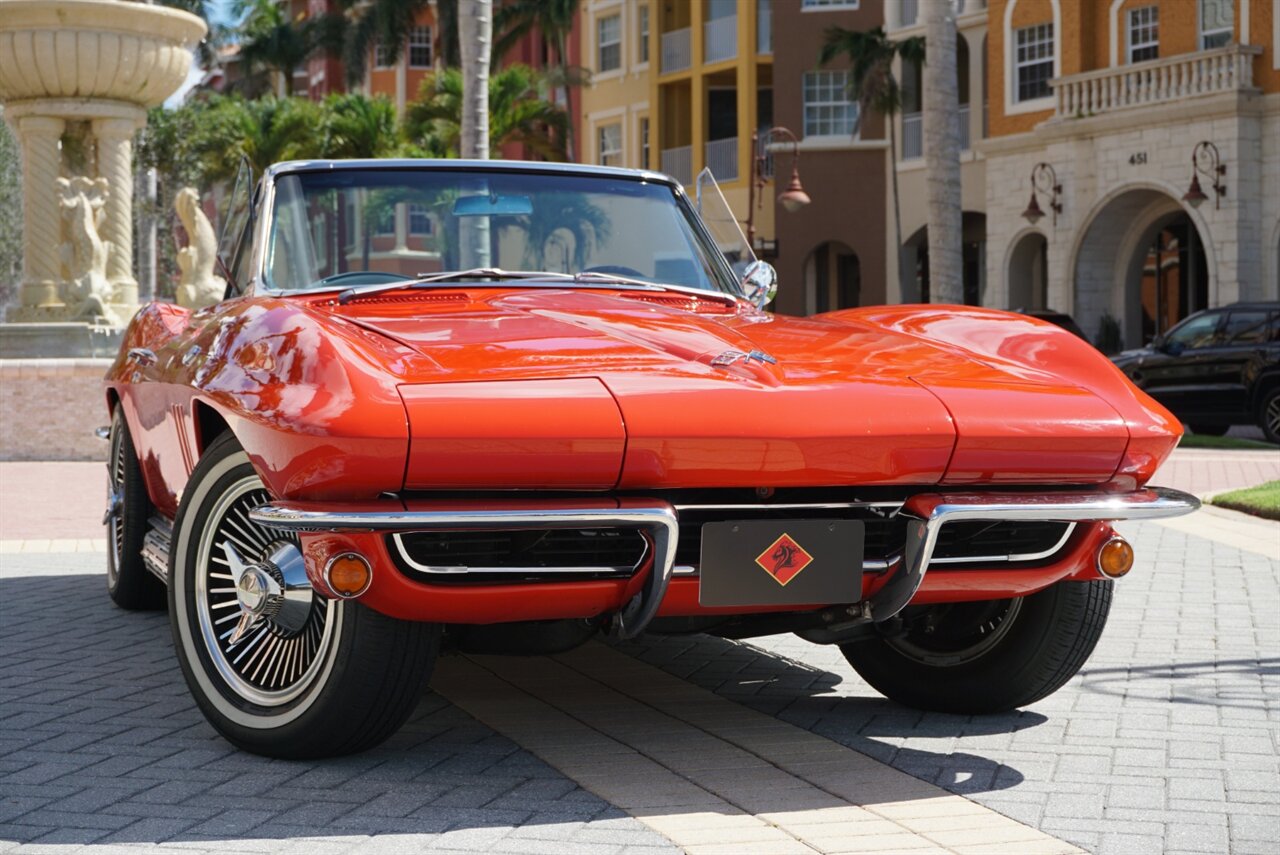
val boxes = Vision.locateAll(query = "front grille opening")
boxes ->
[933,520,1073,563]
[389,528,649,584]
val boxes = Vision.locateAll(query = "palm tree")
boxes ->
[493,0,582,159]
[819,27,924,290]
[458,0,492,268]
[233,0,312,97]
[922,1,963,303]
[321,94,400,159]
[404,66,570,160]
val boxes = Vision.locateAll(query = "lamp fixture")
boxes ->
[1183,141,1226,209]
[746,126,810,248]
[1021,162,1062,226]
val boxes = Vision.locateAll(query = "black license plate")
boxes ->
[698,520,865,608]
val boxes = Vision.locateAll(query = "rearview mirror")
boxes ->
[453,194,533,217]
[741,260,777,309]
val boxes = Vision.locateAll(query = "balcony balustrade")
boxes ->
[661,27,691,73]
[1052,44,1261,119]
[704,15,737,64]
[661,145,693,186]
[902,111,922,160]
[705,137,738,183]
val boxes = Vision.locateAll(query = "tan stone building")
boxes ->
[889,0,1280,348]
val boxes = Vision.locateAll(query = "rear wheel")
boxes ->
[840,580,1112,714]
[1260,388,1280,445]
[169,432,440,759]
[106,406,165,610]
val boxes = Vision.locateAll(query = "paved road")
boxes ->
[2,454,1278,854]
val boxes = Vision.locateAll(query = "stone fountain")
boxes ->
[0,0,206,357]
[0,0,204,461]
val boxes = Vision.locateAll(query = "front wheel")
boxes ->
[840,580,1112,714]
[168,432,440,759]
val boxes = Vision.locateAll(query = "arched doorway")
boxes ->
[1007,231,1048,311]
[901,212,986,305]
[1073,187,1213,349]
[805,242,861,313]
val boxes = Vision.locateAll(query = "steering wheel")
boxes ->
[582,265,646,279]
[315,271,414,287]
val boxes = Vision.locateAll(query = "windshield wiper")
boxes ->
[334,267,739,306]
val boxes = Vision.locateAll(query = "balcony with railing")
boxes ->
[705,137,738,182]
[704,14,737,64]
[958,103,970,151]
[757,0,771,54]
[902,111,922,160]
[662,145,693,186]
[662,27,691,73]
[1052,44,1261,119]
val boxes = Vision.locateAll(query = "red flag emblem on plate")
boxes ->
[755,533,814,586]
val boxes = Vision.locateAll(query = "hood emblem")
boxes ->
[711,349,777,368]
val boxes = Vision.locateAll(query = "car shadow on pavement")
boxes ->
[0,571,666,850]
[615,632,1047,797]
[1077,657,1280,708]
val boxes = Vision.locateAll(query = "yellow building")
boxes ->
[579,0,775,252]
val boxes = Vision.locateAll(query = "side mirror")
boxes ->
[741,260,777,309]
[1163,340,1185,356]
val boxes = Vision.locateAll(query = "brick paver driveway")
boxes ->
[2,455,1278,854]
[619,520,1280,855]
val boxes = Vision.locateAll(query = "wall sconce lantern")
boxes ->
[1021,163,1062,226]
[1183,141,1226,209]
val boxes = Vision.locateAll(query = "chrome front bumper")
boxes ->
[250,486,1199,638]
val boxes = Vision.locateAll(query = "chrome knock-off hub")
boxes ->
[223,540,313,643]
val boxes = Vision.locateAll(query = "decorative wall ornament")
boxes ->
[174,187,227,309]
[56,176,117,323]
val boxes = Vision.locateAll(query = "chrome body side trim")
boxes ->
[249,504,679,640]
[865,487,1200,622]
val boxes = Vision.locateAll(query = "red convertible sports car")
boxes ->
[103,160,1198,759]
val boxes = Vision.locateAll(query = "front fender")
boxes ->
[821,305,1182,488]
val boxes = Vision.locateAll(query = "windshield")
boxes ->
[261,168,739,295]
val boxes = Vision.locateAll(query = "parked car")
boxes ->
[1019,309,1089,341]
[103,160,1197,759]
[1110,302,1280,443]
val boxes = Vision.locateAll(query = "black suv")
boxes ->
[1111,302,1280,443]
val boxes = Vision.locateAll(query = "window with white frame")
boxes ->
[598,14,621,72]
[802,71,858,138]
[801,0,859,9]
[1199,0,1233,49]
[1128,7,1158,63]
[640,117,650,169]
[408,204,432,236]
[1014,23,1054,102]
[598,123,622,166]
[374,39,393,68]
[638,5,650,65]
[409,26,432,68]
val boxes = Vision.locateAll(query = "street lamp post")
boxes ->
[745,126,811,252]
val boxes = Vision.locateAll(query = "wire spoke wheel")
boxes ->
[885,598,1024,668]
[193,475,337,708]
[106,428,126,584]
[1266,393,1280,440]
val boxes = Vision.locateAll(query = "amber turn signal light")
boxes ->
[1097,537,1134,579]
[325,552,372,598]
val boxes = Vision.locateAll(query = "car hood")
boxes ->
[329,289,1131,489]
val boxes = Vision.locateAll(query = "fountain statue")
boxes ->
[174,187,227,310]
[57,176,116,323]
